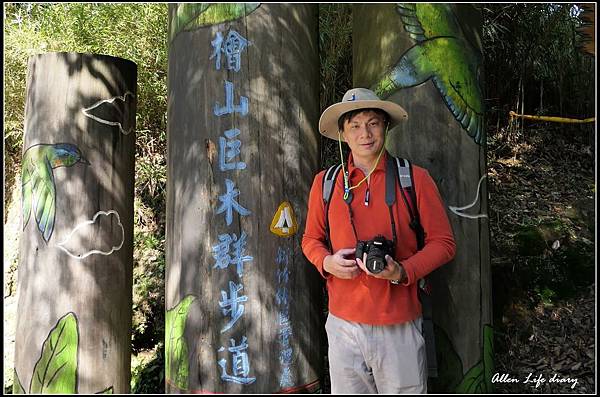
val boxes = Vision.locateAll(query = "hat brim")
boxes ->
[318,100,408,141]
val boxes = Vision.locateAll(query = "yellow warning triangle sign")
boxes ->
[270,201,298,237]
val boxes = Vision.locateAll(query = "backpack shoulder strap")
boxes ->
[394,157,425,251]
[322,164,342,251]
[322,164,342,204]
[385,154,397,206]
[395,157,413,190]
[395,156,436,377]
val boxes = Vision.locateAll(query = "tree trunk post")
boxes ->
[354,4,493,393]
[166,4,322,393]
[14,52,137,394]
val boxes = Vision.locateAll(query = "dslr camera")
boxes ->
[355,235,394,274]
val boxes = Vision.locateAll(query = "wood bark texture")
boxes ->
[166,4,323,393]
[15,52,136,394]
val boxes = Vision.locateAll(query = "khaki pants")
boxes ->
[326,313,427,394]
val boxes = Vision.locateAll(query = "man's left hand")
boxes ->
[356,253,406,282]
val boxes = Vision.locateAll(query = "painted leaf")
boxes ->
[13,369,25,394]
[482,325,495,393]
[170,3,260,41]
[170,2,209,40]
[30,312,78,394]
[455,324,494,393]
[96,386,114,394]
[430,324,463,392]
[165,295,196,390]
[455,360,483,393]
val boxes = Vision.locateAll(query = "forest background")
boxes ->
[3,3,596,394]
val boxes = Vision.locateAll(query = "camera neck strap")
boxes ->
[343,154,398,247]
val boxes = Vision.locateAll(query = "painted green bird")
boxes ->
[22,143,90,242]
[372,3,485,145]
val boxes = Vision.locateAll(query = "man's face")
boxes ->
[342,110,387,161]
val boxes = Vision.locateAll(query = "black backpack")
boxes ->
[321,154,438,378]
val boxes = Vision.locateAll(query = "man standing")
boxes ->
[302,88,456,393]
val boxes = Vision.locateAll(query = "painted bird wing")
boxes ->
[428,38,485,144]
[396,3,485,144]
[396,3,463,42]
[30,156,57,242]
[21,153,35,229]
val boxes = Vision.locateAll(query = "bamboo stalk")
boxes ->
[509,111,595,124]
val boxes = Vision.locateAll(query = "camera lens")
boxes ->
[366,256,385,274]
[365,237,390,274]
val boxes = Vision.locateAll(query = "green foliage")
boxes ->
[482,4,594,125]
[513,216,594,304]
[132,197,165,353]
[131,344,165,394]
[319,4,352,114]
[513,219,569,257]
[4,3,168,203]
[319,4,353,169]
[514,226,546,256]
[534,286,557,305]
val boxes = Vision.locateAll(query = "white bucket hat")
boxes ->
[318,88,408,141]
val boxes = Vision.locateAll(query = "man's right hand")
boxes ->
[323,248,360,279]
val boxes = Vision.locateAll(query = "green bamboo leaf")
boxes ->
[170,3,260,41]
[95,386,113,394]
[13,369,25,394]
[30,312,78,394]
[165,295,196,390]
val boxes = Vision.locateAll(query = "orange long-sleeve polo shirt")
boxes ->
[302,151,456,325]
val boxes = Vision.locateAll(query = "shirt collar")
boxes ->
[347,150,388,177]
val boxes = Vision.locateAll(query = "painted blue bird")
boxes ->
[22,143,89,242]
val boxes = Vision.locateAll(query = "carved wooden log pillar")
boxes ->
[354,4,493,393]
[166,4,322,393]
[14,52,136,394]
